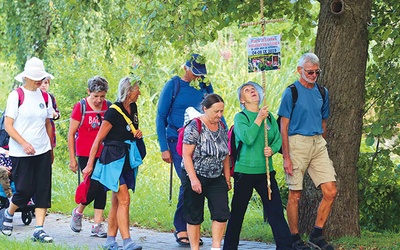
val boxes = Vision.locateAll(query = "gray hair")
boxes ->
[298,53,320,67]
[117,76,140,102]
[87,76,109,93]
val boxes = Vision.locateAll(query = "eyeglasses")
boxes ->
[302,68,321,76]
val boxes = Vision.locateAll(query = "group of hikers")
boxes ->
[0,52,336,250]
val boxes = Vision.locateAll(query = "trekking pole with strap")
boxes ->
[169,162,173,203]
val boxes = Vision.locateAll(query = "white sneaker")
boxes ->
[91,223,107,238]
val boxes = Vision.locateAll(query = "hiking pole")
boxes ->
[169,162,173,203]
[78,169,81,185]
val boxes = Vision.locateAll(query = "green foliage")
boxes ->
[358,142,400,232]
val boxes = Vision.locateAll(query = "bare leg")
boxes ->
[107,192,119,237]
[115,184,131,239]
[211,220,226,248]
[7,202,18,215]
[75,203,87,214]
[93,208,104,224]
[34,208,47,226]
[315,181,337,228]
[187,223,201,250]
[286,190,302,234]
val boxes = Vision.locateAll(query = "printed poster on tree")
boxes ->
[247,35,281,72]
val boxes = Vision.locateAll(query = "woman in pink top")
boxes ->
[67,76,111,238]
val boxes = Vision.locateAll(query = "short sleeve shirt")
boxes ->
[103,102,138,142]
[71,99,109,157]
[182,119,228,178]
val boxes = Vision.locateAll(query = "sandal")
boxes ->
[174,231,190,246]
[308,235,334,250]
[174,231,204,246]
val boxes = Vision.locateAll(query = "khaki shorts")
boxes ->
[285,134,336,190]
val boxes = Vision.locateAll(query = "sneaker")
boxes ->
[124,241,142,250]
[292,239,312,250]
[91,223,107,238]
[70,207,82,232]
[0,208,13,236]
[308,235,335,250]
[103,241,119,250]
[31,229,53,243]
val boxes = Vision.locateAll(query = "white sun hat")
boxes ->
[14,57,54,82]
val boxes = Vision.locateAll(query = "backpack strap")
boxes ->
[79,99,86,127]
[236,111,249,162]
[167,76,181,116]
[193,117,202,134]
[316,83,326,103]
[16,87,49,107]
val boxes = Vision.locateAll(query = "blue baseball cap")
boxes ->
[185,54,207,76]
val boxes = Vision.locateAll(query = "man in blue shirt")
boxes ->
[156,54,211,246]
[278,53,337,250]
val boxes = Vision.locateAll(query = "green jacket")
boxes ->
[233,109,281,174]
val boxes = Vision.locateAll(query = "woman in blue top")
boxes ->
[155,54,212,246]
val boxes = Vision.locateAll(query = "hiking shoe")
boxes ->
[309,235,335,250]
[124,241,142,250]
[91,223,107,238]
[292,239,312,250]
[70,207,82,232]
[103,241,119,250]
[31,229,53,243]
[0,208,13,236]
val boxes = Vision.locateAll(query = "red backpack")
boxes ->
[176,118,225,156]
[176,118,202,156]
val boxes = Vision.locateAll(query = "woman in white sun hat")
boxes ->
[0,57,55,243]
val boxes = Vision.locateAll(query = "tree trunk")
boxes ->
[299,0,371,239]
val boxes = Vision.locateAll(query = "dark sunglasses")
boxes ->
[303,68,321,76]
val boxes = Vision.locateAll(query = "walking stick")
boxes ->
[78,169,81,186]
[169,162,173,202]
[259,0,272,200]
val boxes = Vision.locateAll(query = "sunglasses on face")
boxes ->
[303,68,321,76]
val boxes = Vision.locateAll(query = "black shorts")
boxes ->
[182,173,230,225]
[10,151,52,208]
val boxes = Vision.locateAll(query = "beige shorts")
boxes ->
[285,134,336,190]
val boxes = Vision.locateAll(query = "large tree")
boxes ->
[299,0,371,238]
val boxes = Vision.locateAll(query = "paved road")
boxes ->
[8,212,276,249]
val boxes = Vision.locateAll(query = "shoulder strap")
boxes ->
[287,84,298,119]
[40,90,49,107]
[16,87,48,107]
[79,99,86,126]
[16,87,24,107]
[172,76,181,102]
[288,84,298,107]
[315,83,326,103]
[168,76,181,116]
[236,111,249,162]
[193,117,202,134]
[110,104,137,134]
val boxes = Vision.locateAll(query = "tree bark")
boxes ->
[299,0,371,238]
